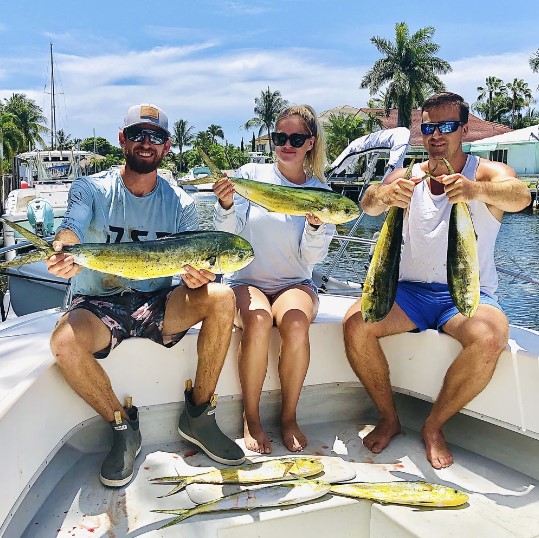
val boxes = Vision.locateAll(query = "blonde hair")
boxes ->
[275,104,327,183]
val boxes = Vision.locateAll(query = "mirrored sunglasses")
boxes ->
[271,132,312,148]
[420,121,462,135]
[124,126,169,145]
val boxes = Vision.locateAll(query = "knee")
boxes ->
[50,322,78,368]
[278,314,310,343]
[479,328,508,360]
[207,283,236,315]
[343,310,370,344]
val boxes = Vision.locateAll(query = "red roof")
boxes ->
[359,109,513,147]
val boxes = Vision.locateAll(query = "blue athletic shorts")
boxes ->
[68,286,188,359]
[395,281,502,332]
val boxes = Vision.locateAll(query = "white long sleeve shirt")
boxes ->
[213,163,335,294]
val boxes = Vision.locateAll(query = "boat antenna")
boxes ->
[49,43,57,150]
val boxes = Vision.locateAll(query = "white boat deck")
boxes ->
[1,294,539,537]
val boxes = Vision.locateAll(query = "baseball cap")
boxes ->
[123,103,170,135]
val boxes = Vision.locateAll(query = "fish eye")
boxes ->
[207,255,217,267]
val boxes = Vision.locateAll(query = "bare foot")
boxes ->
[244,417,271,454]
[422,425,453,469]
[281,418,307,452]
[363,417,401,453]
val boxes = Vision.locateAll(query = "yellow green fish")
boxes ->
[0,218,254,279]
[152,479,331,528]
[442,158,480,317]
[181,147,359,225]
[151,457,324,497]
[361,159,415,322]
[330,480,469,507]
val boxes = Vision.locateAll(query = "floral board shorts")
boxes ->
[67,286,188,359]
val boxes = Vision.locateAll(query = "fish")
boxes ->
[152,479,331,528]
[330,481,469,507]
[361,159,415,322]
[151,457,324,497]
[0,218,254,279]
[181,147,359,225]
[442,158,480,317]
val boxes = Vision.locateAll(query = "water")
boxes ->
[192,192,539,332]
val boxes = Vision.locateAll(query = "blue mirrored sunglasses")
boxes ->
[124,126,169,145]
[420,121,462,135]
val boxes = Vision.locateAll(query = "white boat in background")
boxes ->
[178,165,214,192]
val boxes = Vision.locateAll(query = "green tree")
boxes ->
[530,48,539,90]
[171,119,196,174]
[476,77,506,122]
[506,78,534,128]
[361,22,451,128]
[3,93,48,150]
[195,130,213,153]
[242,87,288,155]
[324,113,367,162]
[0,107,24,174]
[55,129,72,150]
[80,136,123,158]
[207,124,225,144]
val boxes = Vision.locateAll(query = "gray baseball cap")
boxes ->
[123,103,170,135]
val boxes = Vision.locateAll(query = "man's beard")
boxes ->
[124,147,164,174]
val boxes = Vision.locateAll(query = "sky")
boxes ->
[1,0,538,150]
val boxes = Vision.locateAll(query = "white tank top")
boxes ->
[399,155,500,298]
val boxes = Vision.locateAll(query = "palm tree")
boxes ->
[530,49,539,73]
[242,87,288,155]
[56,129,72,150]
[0,107,24,175]
[195,130,213,153]
[324,113,366,162]
[3,93,48,150]
[360,22,452,128]
[170,119,196,174]
[207,124,224,144]
[476,77,506,122]
[506,78,534,128]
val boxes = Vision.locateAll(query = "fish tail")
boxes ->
[1,218,52,251]
[152,508,193,527]
[158,482,188,498]
[196,146,224,177]
[0,249,49,269]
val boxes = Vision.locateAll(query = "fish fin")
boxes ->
[152,509,191,528]
[1,218,52,251]
[158,482,187,498]
[196,146,224,178]
[0,249,49,269]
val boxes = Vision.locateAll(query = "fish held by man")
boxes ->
[151,457,324,497]
[0,218,255,279]
[181,147,360,225]
[152,480,331,528]
[442,158,480,317]
[330,481,469,507]
[361,159,415,322]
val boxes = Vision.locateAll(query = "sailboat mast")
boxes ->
[50,43,57,150]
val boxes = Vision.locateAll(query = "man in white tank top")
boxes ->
[343,92,531,469]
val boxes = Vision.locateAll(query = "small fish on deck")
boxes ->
[0,218,255,279]
[150,456,324,497]
[181,147,359,225]
[152,479,331,528]
[330,480,469,507]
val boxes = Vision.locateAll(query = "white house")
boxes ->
[464,125,539,176]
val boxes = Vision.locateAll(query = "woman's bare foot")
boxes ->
[281,418,307,452]
[244,416,271,454]
[422,425,453,469]
[363,417,401,453]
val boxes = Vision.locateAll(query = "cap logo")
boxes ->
[140,105,159,121]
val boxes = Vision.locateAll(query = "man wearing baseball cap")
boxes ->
[46,103,246,488]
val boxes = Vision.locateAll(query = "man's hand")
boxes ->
[45,241,82,278]
[379,176,417,209]
[181,265,216,288]
[440,173,476,204]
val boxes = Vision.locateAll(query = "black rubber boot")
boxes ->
[178,380,245,465]
[100,404,142,487]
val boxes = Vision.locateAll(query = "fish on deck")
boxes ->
[0,218,255,279]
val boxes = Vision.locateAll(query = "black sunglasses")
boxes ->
[271,132,312,148]
[124,126,169,145]
[420,121,463,135]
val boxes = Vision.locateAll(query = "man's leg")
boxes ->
[424,305,508,469]
[343,301,416,453]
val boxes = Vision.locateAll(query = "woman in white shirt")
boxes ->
[213,105,335,453]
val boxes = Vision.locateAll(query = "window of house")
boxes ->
[490,149,507,164]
